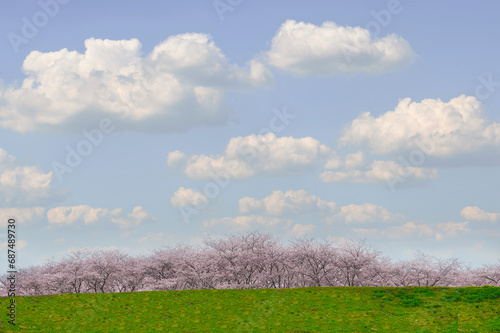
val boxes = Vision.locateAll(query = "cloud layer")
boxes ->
[327,203,404,224]
[0,35,272,133]
[340,95,500,158]
[289,223,316,237]
[239,190,336,215]
[203,190,404,231]
[168,133,331,180]
[170,187,208,208]
[111,206,157,229]
[355,221,471,240]
[461,206,499,222]
[0,207,45,227]
[0,148,54,206]
[266,20,416,76]
[202,215,286,228]
[47,205,154,228]
[320,159,439,185]
[47,205,122,225]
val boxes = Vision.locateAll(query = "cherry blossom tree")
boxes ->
[334,239,385,287]
[112,255,147,292]
[0,230,498,296]
[475,261,500,286]
[84,249,130,293]
[288,238,336,287]
[15,266,47,296]
[203,230,280,289]
[397,251,462,287]
[260,242,295,289]
[57,250,91,294]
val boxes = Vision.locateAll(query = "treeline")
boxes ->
[1,231,499,296]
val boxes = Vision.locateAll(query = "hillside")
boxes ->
[1,286,499,332]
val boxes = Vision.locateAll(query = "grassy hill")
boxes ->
[0,286,499,332]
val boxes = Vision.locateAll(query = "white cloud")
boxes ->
[327,203,404,224]
[320,159,438,185]
[202,215,285,228]
[0,240,27,251]
[0,35,272,134]
[239,189,336,215]
[343,151,365,169]
[0,148,54,206]
[0,149,15,165]
[266,20,415,76]
[460,206,499,222]
[167,150,188,171]
[47,205,121,225]
[323,151,365,170]
[355,222,433,239]
[0,207,45,227]
[289,223,316,237]
[236,190,403,229]
[435,221,471,239]
[339,95,500,157]
[46,204,156,228]
[320,152,438,187]
[170,187,208,207]
[111,206,156,229]
[169,137,439,188]
[168,133,331,180]
[354,221,470,240]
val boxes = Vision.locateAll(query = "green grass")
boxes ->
[1,286,499,332]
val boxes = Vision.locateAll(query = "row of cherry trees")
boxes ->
[1,231,499,296]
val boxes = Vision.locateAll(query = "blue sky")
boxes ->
[0,0,499,273]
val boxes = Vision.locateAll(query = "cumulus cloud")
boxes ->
[0,34,273,134]
[0,240,27,251]
[0,148,54,206]
[266,20,415,76]
[460,206,499,222]
[354,221,470,240]
[323,151,365,170]
[354,222,433,239]
[202,215,286,228]
[0,207,45,227]
[169,135,439,188]
[326,203,404,224]
[319,160,439,185]
[170,187,208,208]
[435,221,471,239]
[235,190,402,227]
[46,205,155,228]
[168,133,331,180]
[339,95,500,158]
[289,223,316,237]
[239,189,336,215]
[47,205,121,225]
[110,206,156,229]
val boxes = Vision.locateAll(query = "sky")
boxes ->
[0,0,499,274]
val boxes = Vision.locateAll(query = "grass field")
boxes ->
[0,286,499,332]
